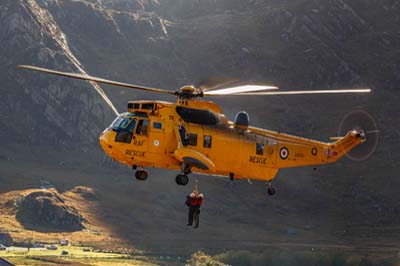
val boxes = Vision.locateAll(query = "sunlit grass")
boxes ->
[0,246,159,266]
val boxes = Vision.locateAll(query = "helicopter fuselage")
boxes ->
[99,100,364,181]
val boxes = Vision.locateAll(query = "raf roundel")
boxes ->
[311,147,318,156]
[279,147,289,160]
[154,139,160,146]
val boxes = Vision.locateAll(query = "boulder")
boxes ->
[16,190,84,232]
[0,232,13,247]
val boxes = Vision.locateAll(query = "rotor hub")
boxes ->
[352,128,367,142]
[339,110,379,161]
[175,85,203,99]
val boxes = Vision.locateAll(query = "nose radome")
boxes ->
[99,133,107,150]
[99,129,112,152]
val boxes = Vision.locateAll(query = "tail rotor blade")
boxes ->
[338,110,379,161]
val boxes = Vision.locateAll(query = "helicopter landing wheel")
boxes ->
[267,187,276,196]
[266,181,276,196]
[175,174,189,186]
[135,169,148,181]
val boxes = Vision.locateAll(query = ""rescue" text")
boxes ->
[249,156,267,164]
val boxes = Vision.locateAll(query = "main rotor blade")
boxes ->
[18,65,176,96]
[206,88,371,96]
[196,77,240,92]
[19,65,120,115]
[204,85,279,95]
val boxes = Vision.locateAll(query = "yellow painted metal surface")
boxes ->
[99,100,364,182]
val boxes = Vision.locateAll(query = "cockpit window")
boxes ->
[111,112,148,129]
[113,117,135,131]
[111,117,124,131]
[120,118,131,129]
[126,119,136,133]
[114,117,136,143]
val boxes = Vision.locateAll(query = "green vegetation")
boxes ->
[0,246,161,266]
[186,251,228,266]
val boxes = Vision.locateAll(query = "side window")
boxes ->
[256,143,264,155]
[188,134,198,146]
[203,135,212,148]
[178,126,196,146]
[153,122,162,129]
[136,119,149,136]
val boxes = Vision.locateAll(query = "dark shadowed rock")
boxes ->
[71,186,98,201]
[0,232,13,247]
[16,190,84,232]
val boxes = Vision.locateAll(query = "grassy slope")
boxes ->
[0,246,164,266]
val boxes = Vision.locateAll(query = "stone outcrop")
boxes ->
[16,190,84,232]
[71,186,98,201]
[0,232,13,247]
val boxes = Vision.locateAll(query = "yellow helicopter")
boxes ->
[18,65,376,195]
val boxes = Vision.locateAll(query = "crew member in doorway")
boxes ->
[186,184,204,228]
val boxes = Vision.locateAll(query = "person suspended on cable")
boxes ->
[186,180,204,228]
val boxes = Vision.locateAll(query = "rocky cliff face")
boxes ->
[0,0,115,150]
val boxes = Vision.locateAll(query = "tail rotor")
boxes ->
[338,110,379,161]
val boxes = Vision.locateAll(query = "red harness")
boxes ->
[190,195,203,207]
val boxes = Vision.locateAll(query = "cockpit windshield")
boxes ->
[110,112,149,143]
[111,113,142,131]
[112,117,135,132]
[111,113,137,143]
[111,117,123,130]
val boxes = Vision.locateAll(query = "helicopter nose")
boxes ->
[99,128,113,154]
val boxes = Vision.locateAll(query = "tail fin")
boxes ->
[327,130,366,162]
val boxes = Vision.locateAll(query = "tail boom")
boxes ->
[265,129,366,169]
[326,129,365,163]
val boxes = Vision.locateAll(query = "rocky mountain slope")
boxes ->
[0,0,115,150]
[1,0,400,257]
